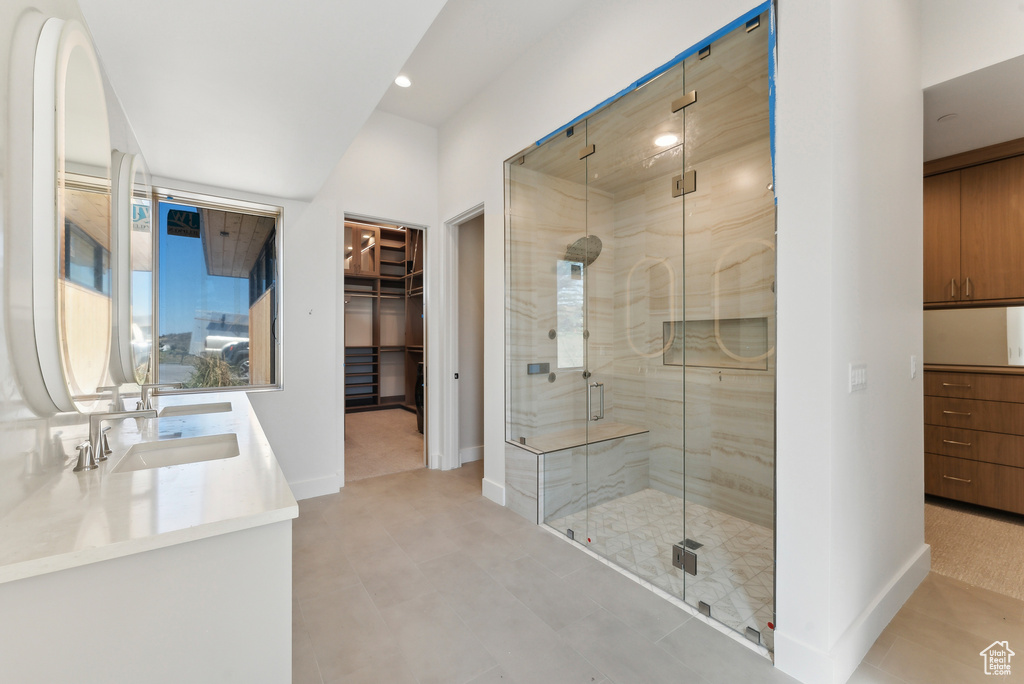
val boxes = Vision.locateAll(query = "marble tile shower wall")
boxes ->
[507,166,617,443]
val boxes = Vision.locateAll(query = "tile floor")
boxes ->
[548,488,775,650]
[293,461,1024,683]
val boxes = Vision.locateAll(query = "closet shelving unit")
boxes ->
[343,221,424,414]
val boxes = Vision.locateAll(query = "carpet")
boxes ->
[925,496,1024,601]
[344,408,424,482]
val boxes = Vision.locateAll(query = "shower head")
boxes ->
[564,235,603,266]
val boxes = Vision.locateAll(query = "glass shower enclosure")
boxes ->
[505,9,776,651]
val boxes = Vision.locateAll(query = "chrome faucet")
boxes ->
[97,385,122,412]
[138,383,184,410]
[87,410,156,465]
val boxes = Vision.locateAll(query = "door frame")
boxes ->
[439,203,485,471]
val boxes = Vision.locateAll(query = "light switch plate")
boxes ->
[849,362,867,392]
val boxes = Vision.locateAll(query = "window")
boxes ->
[556,259,584,369]
[155,189,281,389]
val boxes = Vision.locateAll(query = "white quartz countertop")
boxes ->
[0,391,297,584]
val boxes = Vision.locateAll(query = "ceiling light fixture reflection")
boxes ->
[654,134,679,147]
[395,75,412,88]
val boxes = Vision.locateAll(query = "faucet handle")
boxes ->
[98,426,112,460]
[73,442,97,472]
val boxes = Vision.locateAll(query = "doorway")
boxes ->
[456,214,485,465]
[342,215,426,482]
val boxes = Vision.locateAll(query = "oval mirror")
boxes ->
[110,150,153,385]
[57,21,112,411]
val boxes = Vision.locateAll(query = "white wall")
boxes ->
[438,0,926,681]
[775,1,928,681]
[317,109,442,477]
[457,215,484,463]
[921,0,1024,87]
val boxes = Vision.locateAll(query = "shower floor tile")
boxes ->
[547,488,775,650]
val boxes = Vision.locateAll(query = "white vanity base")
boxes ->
[0,520,291,683]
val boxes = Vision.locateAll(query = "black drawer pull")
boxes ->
[942,475,972,484]
[942,439,972,447]
[942,410,972,417]
[941,382,972,389]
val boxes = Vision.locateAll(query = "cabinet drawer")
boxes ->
[924,371,1024,402]
[924,425,1024,468]
[924,396,1024,435]
[925,453,1024,515]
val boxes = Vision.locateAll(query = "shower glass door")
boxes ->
[505,4,775,654]
[506,118,592,545]
[680,10,776,650]
[579,62,688,599]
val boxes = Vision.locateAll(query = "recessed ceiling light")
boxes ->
[395,75,412,88]
[654,134,679,147]
[937,113,958,123]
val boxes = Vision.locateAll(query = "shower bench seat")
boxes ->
[505,421,648,523]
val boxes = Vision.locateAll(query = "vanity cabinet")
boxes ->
[924,370,1024,514]
[924,155,1024,305]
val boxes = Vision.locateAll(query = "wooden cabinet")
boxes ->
[924,156,1024,305]
[923,171,961,303]
[961,156,1024,302]
[344,223,380,276]
[924,370,1024,514]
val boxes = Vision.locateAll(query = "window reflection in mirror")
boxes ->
[57,36,112,403]
[556,259,584,369]
[156,195,280,388]
[131,192,153,383]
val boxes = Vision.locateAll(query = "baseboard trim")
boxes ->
[288,473,342,500]
[775,543,931,684]
[481,477,505,506]
[460,445,483,464]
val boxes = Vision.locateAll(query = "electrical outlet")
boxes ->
[849,363,867,392]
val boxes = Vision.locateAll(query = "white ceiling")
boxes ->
[375,0,589,128]
[924,53,1024,161]
[77,0,448,200]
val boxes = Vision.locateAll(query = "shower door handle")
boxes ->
[589,382,604,421]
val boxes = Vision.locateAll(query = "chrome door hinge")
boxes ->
[672,170,696,197]
[671,90,697,113]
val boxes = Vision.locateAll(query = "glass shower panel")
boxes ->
[505,121,591,542]
[681,10,776,650]
[578,63,688,598]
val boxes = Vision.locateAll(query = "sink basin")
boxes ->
[157,402,232,417]
[110,433,239,473]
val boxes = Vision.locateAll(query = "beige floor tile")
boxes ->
[293,539,362,601]
[293,621,324,684]
[656,619,791,684]
[862,623,898,668]
[565,561,692,642]
[378,592,497,684]
[487,555,599,631]
[847,663,908,684]
[880,635,993,684]
[350,543,437,610]
[299,585,401,682]
[560,608,707,684]
[387,515,467,563]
